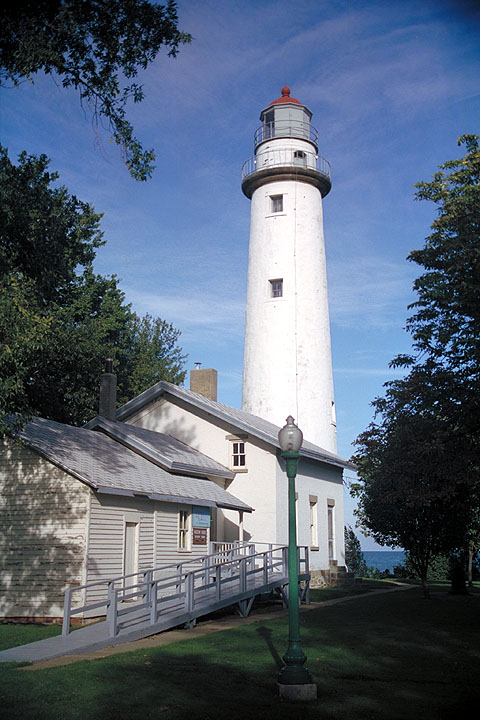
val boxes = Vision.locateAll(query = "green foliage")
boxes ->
[352,136,480,594]
[400,134,480,374]
[344,525,367,577]
[117,313,186,405]
[0,1,191,180]
[0,146,186,431]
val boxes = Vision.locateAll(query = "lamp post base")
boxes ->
[277,683,318,702]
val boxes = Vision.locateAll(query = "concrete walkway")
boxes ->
[16,584,416,671]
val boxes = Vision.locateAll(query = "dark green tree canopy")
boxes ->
[0,146,104,300]
[352,136,480,596]
[0,1,191,180]
[0,146,186,431]
[394,135,480,375]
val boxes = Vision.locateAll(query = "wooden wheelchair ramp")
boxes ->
[0,543,310,664]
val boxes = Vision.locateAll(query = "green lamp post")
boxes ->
[277,416,317,701]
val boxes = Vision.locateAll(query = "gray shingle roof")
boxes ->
[85,416,234,481]
[116,382,354,470]
[18,418,252,512]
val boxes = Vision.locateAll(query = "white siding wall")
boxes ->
[85,494,152,607]
[125,398,278,544]
[84,494,211,611]
[0,442,89,618]
[275,456,345,571]
[124,396,346,573]
[154,501,210,566]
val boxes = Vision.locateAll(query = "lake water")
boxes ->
[362,550,405,572]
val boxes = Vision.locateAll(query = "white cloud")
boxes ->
[124,287,245,339]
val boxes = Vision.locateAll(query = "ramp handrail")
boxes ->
[63,543,309,637]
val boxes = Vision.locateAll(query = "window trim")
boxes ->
[269,278,283,298]
[270,194,283,213]
[226,434,248,472]
[327,499,335,562]
[309,495,319,550]
[178,508,192,551]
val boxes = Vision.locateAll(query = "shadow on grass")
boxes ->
[256,625,284,669]
[1,588,479,720]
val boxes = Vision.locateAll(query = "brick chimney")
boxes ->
[99,357,117,420]
[190,364,217,401]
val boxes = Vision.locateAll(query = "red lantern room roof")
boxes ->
[269,86,302,106]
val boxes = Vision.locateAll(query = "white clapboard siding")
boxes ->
[85,494,155,609]
[154,501,211,570]
[84,497,213,609]
[0,442,89,618]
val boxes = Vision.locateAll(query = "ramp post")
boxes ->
[62,588,72,636]
[216,565,222,601]
[107,581,118,637]
[150,580,157,624]
[240,557,247,593]
[185,573,194,612]
[143,570,152,604]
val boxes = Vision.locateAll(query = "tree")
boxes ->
[117,313,186,405]
[0,146,186,431]
[344,525,366,577]
[352,136,480,598]
[352,367,474,598]
[399,135,480,374]
[0,1,191,181]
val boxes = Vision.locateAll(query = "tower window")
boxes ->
[270,279,283,298]
[270,195,283,213]
[294,150,306,159]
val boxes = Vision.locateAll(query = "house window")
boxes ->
[270,278,283,298]
[178,509,191,550]
[309,496,318,548]
[327,500,335,562]
[271,194,283,213]
[231,441,246,468]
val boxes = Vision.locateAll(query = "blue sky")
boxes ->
[1,0,479,549]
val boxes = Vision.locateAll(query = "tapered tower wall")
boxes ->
[241,88,337,453]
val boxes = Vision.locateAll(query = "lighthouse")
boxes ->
[241,86,337,453]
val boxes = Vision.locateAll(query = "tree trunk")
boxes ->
[421,578,430,599]
[468,548,473,589]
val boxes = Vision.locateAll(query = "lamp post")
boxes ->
[277,416,317,701]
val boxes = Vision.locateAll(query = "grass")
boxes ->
[0,623,62,651]
[1,584,479,719]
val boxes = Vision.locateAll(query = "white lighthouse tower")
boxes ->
[241,86,337,453]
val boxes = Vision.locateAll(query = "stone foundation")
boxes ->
[310,562,354,588]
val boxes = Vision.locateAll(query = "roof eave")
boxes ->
[116,382,352,471]
[88,414,234,481]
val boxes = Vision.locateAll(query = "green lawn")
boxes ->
[0,623,62,651]
[1,584,479,720]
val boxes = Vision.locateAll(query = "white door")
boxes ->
[124,522,139,580]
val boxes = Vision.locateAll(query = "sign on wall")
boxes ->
[192,506,210,528]
[192,528,208,545]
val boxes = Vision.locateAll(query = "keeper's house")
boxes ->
[0,369,351,621]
